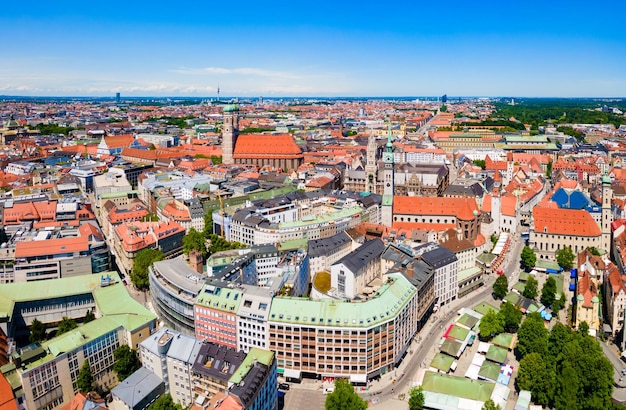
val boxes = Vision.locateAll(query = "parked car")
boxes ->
[279,383,290,390]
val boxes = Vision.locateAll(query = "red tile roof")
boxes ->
[532,207,601,236]
[234,134,303,158]
[394,196,480,221]
[15,236,89,258]
[0,372,17,410]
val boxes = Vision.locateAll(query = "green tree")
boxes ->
[516,352,555,407]
[130,248,164,290]
[203,211,214,238]
[552,292,566,313]
[546,160,553,178]
[148,394,183,410]
[76,361,94,393]
[492,275,508,299]
[408,385,425,410]
[57,317,78,335]
[522,276,538,299]
[479,310,504,341]
[482,399,501,410]
[206,234,245,255]
[520,246,536,271]
[540,276,557,308]
[29,318,46,343]
[473,159,486,170]
[113,345,139,382]
[578,321,589,335]
[556,246,575,270]
[182,227,206,258]
[84,309,95,323]
[588,246,601,256]
[517,313,548,358]
[325,379,367,410]
[499,302,523,333]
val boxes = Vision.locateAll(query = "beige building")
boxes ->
[268,273,419,383]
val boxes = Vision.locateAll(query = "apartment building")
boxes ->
[139,328,201,407]
[415,244,458,307]
[330,239,385,300]
[112,220,184,276]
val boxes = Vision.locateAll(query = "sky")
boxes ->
[1,0,625,97]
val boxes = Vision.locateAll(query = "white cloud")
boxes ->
[172,66,300,80]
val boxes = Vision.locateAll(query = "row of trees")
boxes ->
[493,272,564,311]
[324,379,426,410]
[516,314,615,409]
[29,310,95,343]
[520,245,576,272]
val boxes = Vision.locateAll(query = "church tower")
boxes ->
[222,104,239,165]
[365,133,377,194]
[381,122,394,227]
[601,172,613,252]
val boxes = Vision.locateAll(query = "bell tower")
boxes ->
[222,104,239,165]
[381,121,394,227]
[365,133,377,193]
[601,172,613,252]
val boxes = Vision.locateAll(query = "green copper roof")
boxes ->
[230,348,274,384]
[223,104,240,112]
[268,273,415,328]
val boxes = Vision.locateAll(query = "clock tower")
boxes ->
[382,122,394,227]
[365,133,377,193]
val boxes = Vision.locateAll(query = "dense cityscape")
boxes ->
[0,95,624,410]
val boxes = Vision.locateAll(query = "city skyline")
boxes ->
[1,0,625,97]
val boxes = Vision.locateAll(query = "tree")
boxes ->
[578,321,589,335]
[203,211,214,238]
[325,379,367,410]
[182,227,206,258]
[131,248,164,290]
[473,159,486,170]
[546,160,553,178]
[408,385,425,410]
[76,361,94,393]
[517,313,548,358]
[84,309,95,323]
[57,317,78,335]
[499,302,523,333]
[482,399,501,410]
[29,318,46,343]
[552,292,566,313]
[520,246,536,271]
[148,394,183,410]
[540,276,557,308]
[522,276,538,299]
[492,275,508,299]
[516,352,555,407]
[588,247,601,256]
[113,345,139,382]
[556,246,575,270]
[479,310,504,341]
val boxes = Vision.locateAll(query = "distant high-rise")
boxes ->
[115,92,121,103]
[441,94,448,103]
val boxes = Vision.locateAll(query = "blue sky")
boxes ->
[1,1,624,97]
